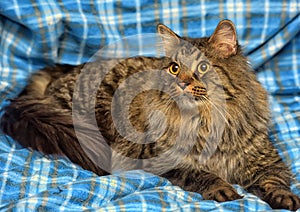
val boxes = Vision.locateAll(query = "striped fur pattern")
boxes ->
[1,20,299,210]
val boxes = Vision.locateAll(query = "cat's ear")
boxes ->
[208,20,237,58]
[157,24,181,57]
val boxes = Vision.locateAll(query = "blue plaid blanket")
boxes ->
[0,0,300,211]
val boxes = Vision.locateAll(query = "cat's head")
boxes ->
[156,20,239,111]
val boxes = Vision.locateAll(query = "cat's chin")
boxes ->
[175,94,203,113]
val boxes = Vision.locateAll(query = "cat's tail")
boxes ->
[0,96,110,176]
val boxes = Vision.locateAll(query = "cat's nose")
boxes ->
[178,82,190,90]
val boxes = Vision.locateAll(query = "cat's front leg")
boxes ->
[162,168,242,202]
[247,165,300,210]
[263,186,300,211]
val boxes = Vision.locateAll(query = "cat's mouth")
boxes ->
[178,84,208,101]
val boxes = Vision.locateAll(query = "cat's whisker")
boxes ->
[201,95,229,127]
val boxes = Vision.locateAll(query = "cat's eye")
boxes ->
[169,63,180,75]
[198,62,210,74]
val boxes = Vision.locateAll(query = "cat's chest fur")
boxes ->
[123,95,234,177]
[139,98,251,184]
[149,114,244,184]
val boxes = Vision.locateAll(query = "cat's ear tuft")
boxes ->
[208,20,237,58]
[157,24,181,57]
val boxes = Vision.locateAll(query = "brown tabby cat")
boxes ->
[1,20,299,210]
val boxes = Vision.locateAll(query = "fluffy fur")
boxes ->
[1,20,299,210]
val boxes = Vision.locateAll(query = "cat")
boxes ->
[1,20,300,210]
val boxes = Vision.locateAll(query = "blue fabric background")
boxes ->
[0,0,299,211]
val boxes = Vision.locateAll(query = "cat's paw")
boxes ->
[264,188,300,211]
[202,186,242,202]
